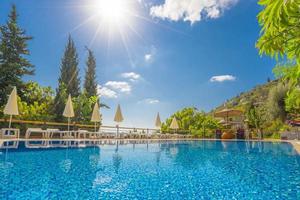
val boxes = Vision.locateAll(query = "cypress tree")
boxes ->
[84,47,98,97]
[53,35,80,120]
[58,35,80,97]
[0,4,34,104]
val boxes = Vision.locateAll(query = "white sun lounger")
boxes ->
[77,130,89,139]
[46,129,61,139]
[62,131,76,139]
[25,128,45,139]
[1,128,20,139]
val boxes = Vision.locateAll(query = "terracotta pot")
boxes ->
[221,132,235,139]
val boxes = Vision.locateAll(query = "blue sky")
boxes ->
[0,0,275,128]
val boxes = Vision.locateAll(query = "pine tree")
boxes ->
[0,4,34,104]
[84,47,98,97]
[58,35,80,97]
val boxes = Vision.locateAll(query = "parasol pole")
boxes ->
[8,115,12,129]
[68,117,70,131]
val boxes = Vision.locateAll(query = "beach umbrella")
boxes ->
[214,108,243,126]
[155,112,162,129]
[63,94,75,131]
[169,117,179,133]
[114,104,124,137]
[4,87,19,128]
[114,104,124,123]
[91,101,101,132]
[214,109,243,118]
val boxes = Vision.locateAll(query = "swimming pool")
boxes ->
[0,140,299,199]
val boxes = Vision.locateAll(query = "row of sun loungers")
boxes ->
[14,128,193,140]
[0,139,188,149]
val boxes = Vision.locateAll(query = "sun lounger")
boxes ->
[1,128,20,139]
[89,132,99,139]
[106,132,116,139]
[25,128,44,139]
[62,131,76,139]
[77,130,89,139]
[46,129,61,139]
[119,132,128,139]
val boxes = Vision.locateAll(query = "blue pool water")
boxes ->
[0,140,299,199]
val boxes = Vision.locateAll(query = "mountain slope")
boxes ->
[211,80,279,112]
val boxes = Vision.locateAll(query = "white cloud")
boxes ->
[105,81,131,93]
[97,85,117,99]
[121,72,141,82]
[144,46,156,63]
[144,54,152,61]
[210,75,236,82]
[150,0,238,25]
[139,98,160,104]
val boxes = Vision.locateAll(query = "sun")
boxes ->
[76,0,145,65]
[93,0,130,25]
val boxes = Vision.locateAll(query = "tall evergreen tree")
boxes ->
[58,35,80,97]
[0,4,34,104]
[53,35,80,120]
[84,47,97,97]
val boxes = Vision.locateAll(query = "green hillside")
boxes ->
[212,80,279,113]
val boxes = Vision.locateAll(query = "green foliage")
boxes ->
[54,35,85,121]
[162,107,196,131]
[256,0,300,62]
[285,87,300,115]
[257,0,300,118]
[53,82,68,121]
[16,82,54,121]
[245,103,267,137]
[214,81,278,113]
[0,5,109,126]
[73,92,98,123]
[0,4,34,105]
[267,83,288,121]
[58,35,80,97]
[162,107,220,136]
[22,81,54,105]
[84,48,98,97]
[263,119,290,139]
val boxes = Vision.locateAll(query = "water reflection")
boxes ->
[89,147,101,169]
[0,140,298,173]
[0,139,299,199]
[113,141,122,173]
[59,148,72,173]
[155,151,161,166]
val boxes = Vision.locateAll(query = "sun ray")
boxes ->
[61,0,192,67]
[118,25,135,68]
[88,18,106,48]
[69,14,98,34]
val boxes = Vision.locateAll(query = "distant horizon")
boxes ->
[0,0,275,128]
